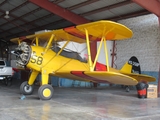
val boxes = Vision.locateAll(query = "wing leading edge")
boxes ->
[11,20,133,44]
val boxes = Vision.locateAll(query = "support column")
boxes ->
[111,41,117,68]
[158,66,160,97]
[157,16,160,27]
[158,17,160,97]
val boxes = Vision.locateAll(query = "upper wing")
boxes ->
[76,20,133,40]
[121,72,156,82]
[11,20,133,44]
[55,71,138,85]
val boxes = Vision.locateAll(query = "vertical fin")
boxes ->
[120,56,141,74]
[120,62,132,73]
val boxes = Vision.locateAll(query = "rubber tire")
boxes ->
[20,81,34,95]
[38,84,54,100]
[4,79,8,86]
[5,78,12,86]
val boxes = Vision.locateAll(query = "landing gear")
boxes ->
[20,81,34,95]
[121,85,130,92]
[3,77,12,86]
[38,84,54,100]
[125,86,130,92]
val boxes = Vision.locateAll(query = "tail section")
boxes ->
[120,56,141,74]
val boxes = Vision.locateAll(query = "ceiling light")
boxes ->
[4,11,10,19]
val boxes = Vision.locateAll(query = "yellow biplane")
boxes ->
[11,20,156,100]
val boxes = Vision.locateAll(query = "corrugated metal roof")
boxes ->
[58,0,88,8]
[84,11,115,20]
[71,0,125,14]
[108,3,144,18]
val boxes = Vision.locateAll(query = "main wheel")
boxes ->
[20,81,34,95]
[4,79,8,86]
[38,84,54,100]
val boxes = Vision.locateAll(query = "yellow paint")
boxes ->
[41,72,49,85]
[121,72,156,82]
[43,88,51,97]
[28,70,39,85]
[120,62,132,73]
[11,20,133,44]
[85,28,93,71]
[104,38,109,72]
[85,71,138,85]
[11,20,156,87]
[36,37,39,46]
[92,37,104,71]
[44,34,55,53]
[18,40,20,45]
[77,21,133,40]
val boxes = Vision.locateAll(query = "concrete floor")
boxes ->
[0,82,160,120]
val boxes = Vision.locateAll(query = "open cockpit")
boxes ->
[52,46,87,63]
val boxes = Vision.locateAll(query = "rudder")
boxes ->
[120,56,141,74]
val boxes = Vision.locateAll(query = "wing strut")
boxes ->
[36,37,39,46]
[103,38,109,72]
[57,40,70,56]
[85,28,93,71]
[92,36,104,71]
[84,27,115,72]
[91,36,109,72]
[44,34,55,53]
[18,40,20,45]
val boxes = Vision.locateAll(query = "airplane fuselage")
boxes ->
[27,46,90,75]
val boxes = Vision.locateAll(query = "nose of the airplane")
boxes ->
[13,42,31,68]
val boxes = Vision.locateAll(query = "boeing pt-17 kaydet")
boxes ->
[11,20,156,100]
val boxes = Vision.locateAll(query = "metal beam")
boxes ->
[132,0,160,17]
[29,0,90,25]
[108,10,151,21]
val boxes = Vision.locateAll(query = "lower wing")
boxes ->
[55,71,138,85]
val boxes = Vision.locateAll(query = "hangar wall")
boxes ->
[116,14,160,84]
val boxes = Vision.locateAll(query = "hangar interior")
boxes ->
[0,0,160,120]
